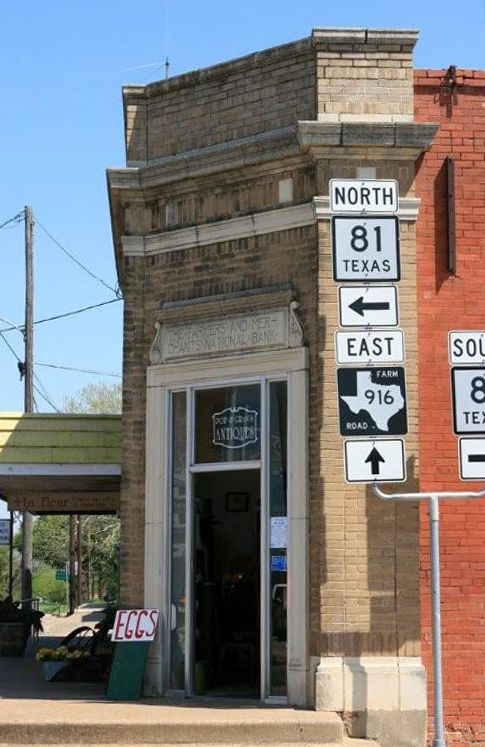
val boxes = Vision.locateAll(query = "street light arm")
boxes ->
[372,482,485,501]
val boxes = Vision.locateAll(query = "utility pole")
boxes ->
[68,515,77,614]
[21,205,34,607]
[77,516,83,606]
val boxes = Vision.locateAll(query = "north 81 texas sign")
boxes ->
[332,216,400,282]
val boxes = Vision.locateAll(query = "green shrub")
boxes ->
[33,567,67,605]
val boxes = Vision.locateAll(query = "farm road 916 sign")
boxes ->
[337,366,407,437]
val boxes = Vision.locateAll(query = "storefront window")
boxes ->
[269,380,287,696]
[194,384,261,464]
[170,391,186,690]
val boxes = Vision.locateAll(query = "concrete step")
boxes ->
[1,743,380,747]
[0,709,346,745]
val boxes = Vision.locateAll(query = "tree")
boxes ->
[0,547,9,598]
[61,381,121,603]
[32,516,68,569]
[62,381,121,414]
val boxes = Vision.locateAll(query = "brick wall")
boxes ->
[315,28,416,122]
[120,224,318,606]
[313,161,421,659]
[124,39,316,163]
[124,28,419,166]
[415,69,485,746]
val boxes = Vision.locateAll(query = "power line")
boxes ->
[35,218,121,298]
[33,379,60,413]
[0,328,60,413]
[36,362,121,378]
[0,211,23,231]
[0,297,122,333]
[0,331,21,362]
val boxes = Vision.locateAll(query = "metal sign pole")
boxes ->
[8,512,14,598]
[428,496,446,747]
[372,484,485,747]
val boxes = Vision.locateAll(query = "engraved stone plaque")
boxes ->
[150,304,304,364]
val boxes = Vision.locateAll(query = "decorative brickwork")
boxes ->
[415,69,485,747]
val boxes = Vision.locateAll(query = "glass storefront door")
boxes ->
[167,378,288,700]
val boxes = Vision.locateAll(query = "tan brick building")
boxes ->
[108,28,437,747]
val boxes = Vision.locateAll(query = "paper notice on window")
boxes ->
[271,517,288,549]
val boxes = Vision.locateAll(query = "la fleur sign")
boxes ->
[8,494,119,513]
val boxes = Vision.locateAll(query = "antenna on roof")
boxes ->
[165,57,170,79]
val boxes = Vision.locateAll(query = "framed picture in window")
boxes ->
[225,492,249,512]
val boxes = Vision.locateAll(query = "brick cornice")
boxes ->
[121,203,315,257]
[108,126,302,184]
[121,195,420,259]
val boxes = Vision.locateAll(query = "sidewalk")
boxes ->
[0,603,106,701]
[0,605,355,746]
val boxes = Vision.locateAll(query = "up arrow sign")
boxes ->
[365,447,385,475]
[344,439,406,483]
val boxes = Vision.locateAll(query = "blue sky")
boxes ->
[0,0,484,416]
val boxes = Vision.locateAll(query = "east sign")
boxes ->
[335,329,404,365]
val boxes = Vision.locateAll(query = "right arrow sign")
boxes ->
[459,438,485,480]
[344,439,406,483]
[339,286,399,327]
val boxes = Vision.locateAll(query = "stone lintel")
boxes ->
[150,288,304,365]
[297,121,438,157]
[159,284,297,323]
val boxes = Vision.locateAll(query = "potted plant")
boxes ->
[36,645,90,681]
[0,597,44,656]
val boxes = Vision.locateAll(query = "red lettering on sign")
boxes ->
[113,610,127,640]
[135,609,148,639]
[148,610,158,637]
[112,609,159,641]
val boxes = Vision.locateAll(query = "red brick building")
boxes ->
[415,69,485,746]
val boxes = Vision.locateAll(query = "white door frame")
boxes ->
[143,347,309,706]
